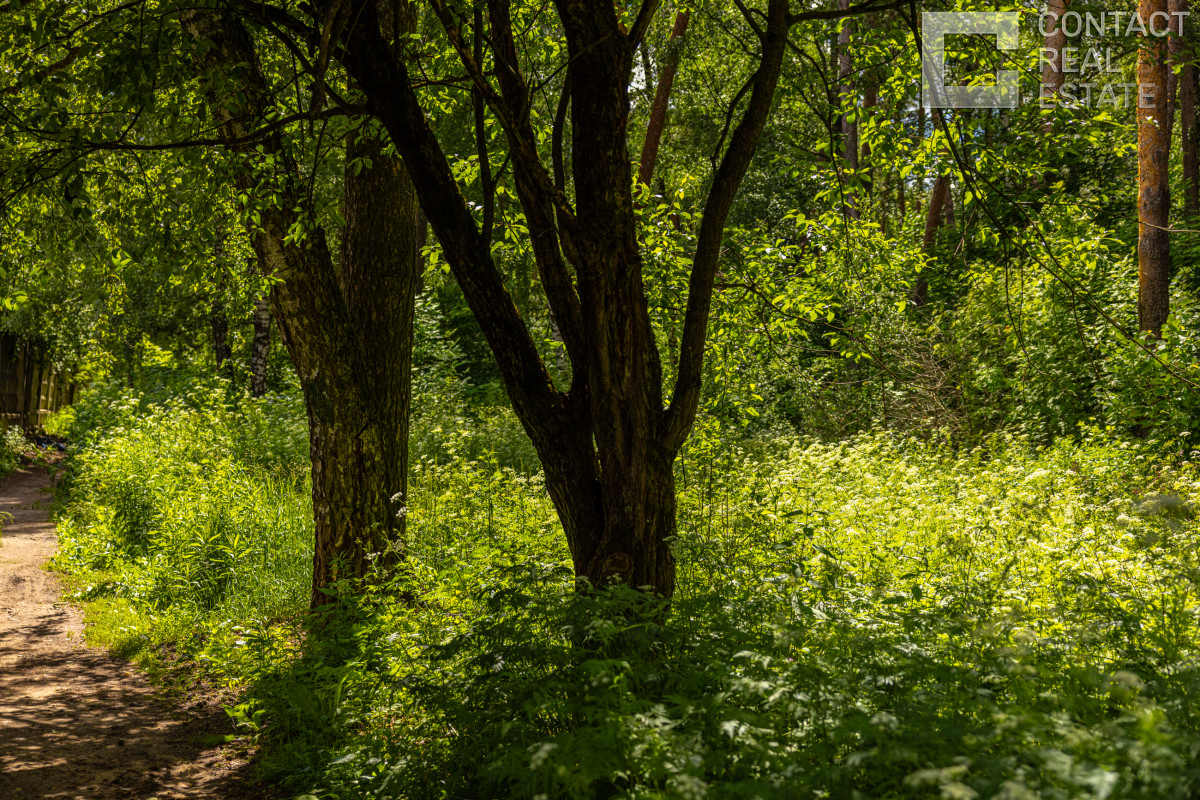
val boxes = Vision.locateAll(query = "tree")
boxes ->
[1138,0,1172,336]
[323,0,803,595]
[0,0,915,601]
[1040,0,1069,115]
[837,0,859,217]
[1171,0,1199,218]
[181,8,419,606]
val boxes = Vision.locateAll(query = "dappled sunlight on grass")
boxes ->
[50,385,1200,798]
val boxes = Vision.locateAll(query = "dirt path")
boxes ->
[0,469,258,799]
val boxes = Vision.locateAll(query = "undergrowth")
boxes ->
[50,384,1200,799]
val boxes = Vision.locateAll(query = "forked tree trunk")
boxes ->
[249,295,271,397]
[1138,0,1172,336]
[334,0,791,597]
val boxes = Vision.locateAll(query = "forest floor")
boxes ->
[0,468,263,799]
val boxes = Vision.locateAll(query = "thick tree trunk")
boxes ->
[250,295,271,397]
[579,443,677,594]
[1138,0,1172,336]
[183,8,417,608]
[333,0,791,598]
[308,128,418,600]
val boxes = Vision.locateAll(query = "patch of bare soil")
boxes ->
[0,469,264,799]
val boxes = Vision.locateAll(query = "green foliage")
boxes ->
[52,387,1200,798]
[0,426,30,476]
[51,385,312,675]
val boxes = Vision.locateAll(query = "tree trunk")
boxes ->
[638,11,689,188]
[1173,0,1199,217]
[861,79,877,191]
[838,0,858,218]
[211,236,232,376]
[1041,0,1069,115]
[1138,0,1172,336]
[914,107,950,306]
[211,300,231,374]
[250,294,271,397]
[183,8,417,608]
[923,175,949,253]
[303,130,417,606]
[332,0,791,598]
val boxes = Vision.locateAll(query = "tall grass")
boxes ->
[50,383,1200,798]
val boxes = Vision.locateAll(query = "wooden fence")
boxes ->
[0,335,75,429]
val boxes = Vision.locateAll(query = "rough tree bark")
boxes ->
[183,7,417,607]
[1138,0,1172,336]
[330,0,793,596]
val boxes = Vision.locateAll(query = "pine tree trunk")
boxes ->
[1173,0,1199,217]
[1041,0,1069,112]
[838,0,858,218]
[1138,0,1172,336]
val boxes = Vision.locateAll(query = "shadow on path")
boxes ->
[0,469,263,799]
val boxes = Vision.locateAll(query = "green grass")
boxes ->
[49,387,1200,799]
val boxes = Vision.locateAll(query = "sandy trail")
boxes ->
[0,468,258,799]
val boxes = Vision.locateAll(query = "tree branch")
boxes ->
[627,0,663,48]
[331,0,568,425]
[664,0,790,449]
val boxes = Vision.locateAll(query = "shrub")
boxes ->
[52,386,1200,798]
